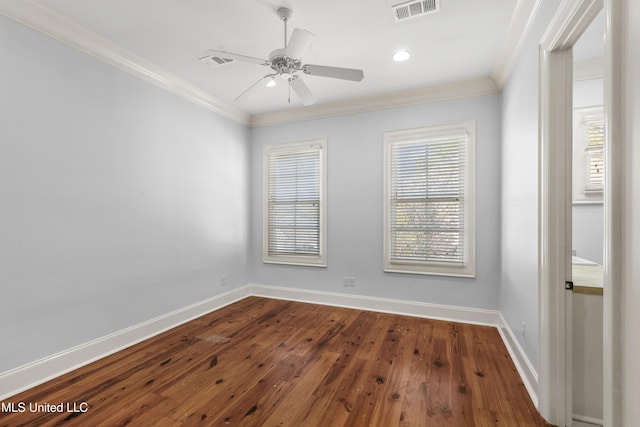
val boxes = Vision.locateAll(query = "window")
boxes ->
[384,121,476,277]
[263,139,326,266]
[573,106,604,203]
[584,117,604,193]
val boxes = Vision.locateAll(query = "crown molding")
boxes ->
[249,77,499,128]
[2,1,510,130]
[0,0,250,126]
[492,0,542,89]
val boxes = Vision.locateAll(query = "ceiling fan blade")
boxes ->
[290,77,316,106]
[303,64,364,82]
[285,28,315,59]
[202,49,268,66]
[233,74,275,102]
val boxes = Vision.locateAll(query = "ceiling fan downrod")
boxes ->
[277,7,292,49]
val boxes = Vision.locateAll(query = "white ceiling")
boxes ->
[29,0,520,116]
[6,0,604,118]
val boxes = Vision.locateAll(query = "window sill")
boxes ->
[263,258,327,268]
[384,265,475,278]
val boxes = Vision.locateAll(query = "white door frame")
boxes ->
[601,0,624,424]
[539,0,626,425]
[538,0,603,425]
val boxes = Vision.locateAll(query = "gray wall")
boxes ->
[573,204,604,264]
[499,0,560,370]
[1,0,567,382]
[0,17,250,372]
[250,96,502,309]
[573,78,604,265]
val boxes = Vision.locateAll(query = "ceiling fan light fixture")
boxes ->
[280,69,293,79]
[393,50,412,62]
[266,77,277,87]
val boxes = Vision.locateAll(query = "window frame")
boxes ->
[263,139,327,267]
[383,121,476,277]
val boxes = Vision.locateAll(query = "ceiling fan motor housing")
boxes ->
[269,48,301,78]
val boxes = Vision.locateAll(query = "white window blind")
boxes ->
[573,106,604,203]
[263,140,326,266]
[585,119,604,193]
[384,122,475,277]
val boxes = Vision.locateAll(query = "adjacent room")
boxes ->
[1,0,639,426]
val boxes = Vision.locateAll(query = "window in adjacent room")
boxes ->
[263,139,327,266]
[383,121,476,277]
[584,115,605,192]
[573,106,604,203]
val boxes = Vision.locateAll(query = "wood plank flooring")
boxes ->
[0,297,551,426]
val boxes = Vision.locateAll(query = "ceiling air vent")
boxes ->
[392,0,440,22]
[199,55,235,68]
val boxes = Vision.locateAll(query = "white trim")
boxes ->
[0,0,250,126]
[602,0,624,425]
[249,78,498,128]
[497,313,540,408]
[538,37,573,427]
[538,0,604,425]
[572,414,604,426]
[0,286,250,401]
[492,0,543,89]
[247,284,500,326]
[540,0,603,51]
[2,284,542,403]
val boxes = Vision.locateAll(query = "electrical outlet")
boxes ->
[343,277,356,287]
[220,276,227,287]
[521,321,526,337]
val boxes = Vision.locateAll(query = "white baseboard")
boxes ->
[572,414,604,426]
[250,284,540,408]
[0,285,250,400]
[247,284,501,326]
[497,312,539,408]
[1,283,538,407]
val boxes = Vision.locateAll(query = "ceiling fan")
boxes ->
[200,7,365,106]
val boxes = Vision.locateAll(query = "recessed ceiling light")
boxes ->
[393,50,412,62]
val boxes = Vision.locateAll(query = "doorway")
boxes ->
[537,0,603,426]
[570,10,605,425]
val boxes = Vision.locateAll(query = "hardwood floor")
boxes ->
[0,297,551,426]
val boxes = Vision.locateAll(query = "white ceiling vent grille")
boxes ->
[392,0,440,22]
[199,55,235,68]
